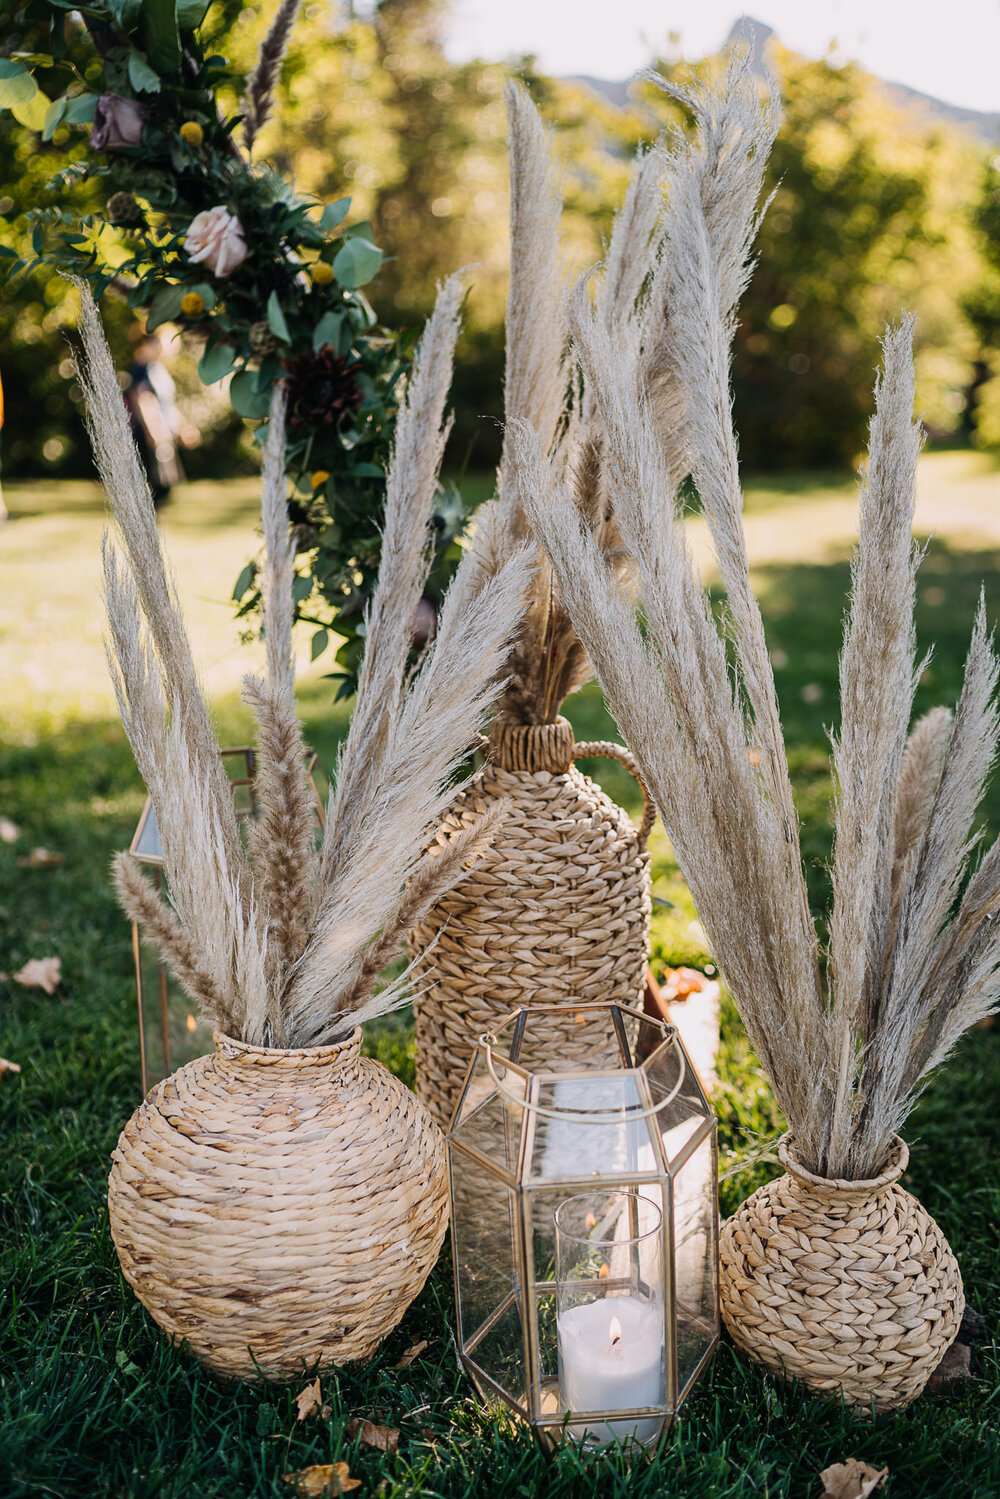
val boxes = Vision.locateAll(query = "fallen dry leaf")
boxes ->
[284,1464,360,1497]
[13,957,61,995]
[295,1378,323,1421]
[347,1417,399,1456]
[0,817,19,843]
[16,847,65,869]
[819,1458,888,1499]
[393,1339,432,1369]
[0,1057,22,1082]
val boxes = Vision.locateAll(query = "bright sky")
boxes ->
[443,0,1000,115]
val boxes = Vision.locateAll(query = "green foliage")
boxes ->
[0,0,462,692]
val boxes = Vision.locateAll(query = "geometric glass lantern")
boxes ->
[446,1002,719,1453]
[127,746,326,1097]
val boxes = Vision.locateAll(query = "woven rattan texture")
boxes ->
[719,1134,964,1411]
[108,1029,449,1381]
[409,718,653,1130]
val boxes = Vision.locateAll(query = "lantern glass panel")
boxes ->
[447,1004,719,1454]
[644,1034,711,1164]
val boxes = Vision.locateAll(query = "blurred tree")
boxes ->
[963,154,1000,449]
[1,4,994,481]
[730,47,987,469]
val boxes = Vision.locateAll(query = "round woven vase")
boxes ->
[108,1029,448,1381]
[409,716,653,1130]
[719,1134,964,1411]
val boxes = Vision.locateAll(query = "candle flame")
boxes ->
[186,1014,197,1033]
[598,1261,610,1279]
[609,1316,622,1347]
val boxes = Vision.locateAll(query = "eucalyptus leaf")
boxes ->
[127,51,161,95]
[229,369,272,420]
[41,96,66,142]
[311,309,343,354]
[319,197,351,231]
[232,563,255,602]
[332,237,382,290]
[266,290,291,343]
[176,0,210,26]
[145,282,185,331]
[142,0,181,74]
[63,94,98,125]
[310,628,329,662]
[198,342,237,384]
[0,64,37,111]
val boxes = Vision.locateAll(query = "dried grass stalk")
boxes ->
[242,0,302,156]
[521,60,1000,1181]
[81,278,528,1050]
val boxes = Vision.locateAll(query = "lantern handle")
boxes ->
[480,1032,692,1125]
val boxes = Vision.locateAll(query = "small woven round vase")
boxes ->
[108,1029,448,1381]
[719,1134,964,1411]
[409,716,653,1130]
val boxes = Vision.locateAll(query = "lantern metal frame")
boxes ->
[445,1001,720,1455]
[127,745,326,1096]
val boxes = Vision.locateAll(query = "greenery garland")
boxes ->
[0,1,464,693]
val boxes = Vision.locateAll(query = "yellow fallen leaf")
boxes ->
[347,1416,399,1455]
[13,957,62,995]
[819,1458,888,1499]
[295,1378,323,1421]
[0,1057,21,1082]
[16,847,65,869]
[0,817,19,843]
[283,1462,360,1496]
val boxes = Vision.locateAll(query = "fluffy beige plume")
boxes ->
[524,57,1000,1181]
[825,319,924,1168]
[112,852,236,1029]
[243,389,319,986]
[75,285,243,883]
[85,273,520,1051]
[512,401,827,1151]
[323,272,464,883]
[277,277,531,1043]
[337,801,508,1017]
[892,707,953,906]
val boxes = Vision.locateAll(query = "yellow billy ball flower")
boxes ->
[310,261,335,287]
[311,470,331,490]
[180,291,206,317]
[179,120,204,148]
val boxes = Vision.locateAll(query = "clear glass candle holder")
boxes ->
[445,1001,719,1454]
[555,1191,665,1447]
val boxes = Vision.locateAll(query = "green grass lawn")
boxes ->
[1,459,999,1497]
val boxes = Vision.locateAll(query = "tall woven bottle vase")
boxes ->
[108,1030,449,1382]
[409,716,655,1132]
[719,1134,964,1412]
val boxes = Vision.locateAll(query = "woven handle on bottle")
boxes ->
[573,741,655,848]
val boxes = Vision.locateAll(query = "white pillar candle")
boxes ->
[557,1294,665,1445]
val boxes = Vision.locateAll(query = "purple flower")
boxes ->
[90,94,146,153]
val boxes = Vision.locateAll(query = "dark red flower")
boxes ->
[283,345,363,429]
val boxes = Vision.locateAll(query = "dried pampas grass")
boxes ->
[81,276,528,1049]
[519,55,1000,1181]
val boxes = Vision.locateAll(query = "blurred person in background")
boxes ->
[123,331,199,508]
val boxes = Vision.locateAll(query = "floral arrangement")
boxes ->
[0,0,461,690]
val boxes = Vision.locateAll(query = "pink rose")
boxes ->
[184,206,248,278]
[90,93,146,152]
